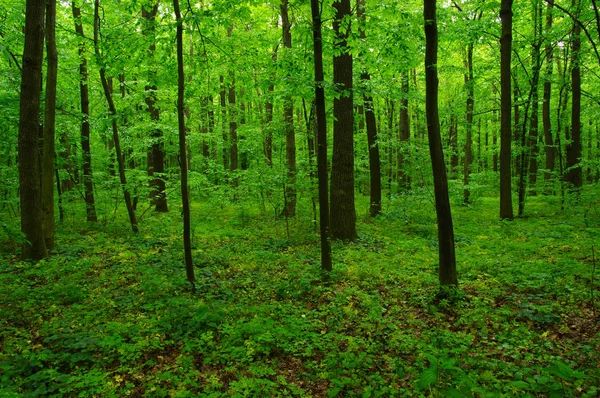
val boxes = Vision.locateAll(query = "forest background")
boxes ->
[1,0,600,396]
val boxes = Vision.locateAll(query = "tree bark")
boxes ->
[463,43,474,203]
[424,0,457,286]
[565,0,582,190]
[543,0,556,183]
[42,0,58,250]
[219,76,229,170]
[357,0,382,217]
[18,0,47,260]
[330,0,357,240]
[281,0,297,217]
[94,0,138,233]
[399,71,411,191]
[228,72,238,172]
[310,0,333,272]
[72,2,97,223]
[527,1,543,196]
[143,1,168,213]
[500,0,514,220]
[174,0,195,286]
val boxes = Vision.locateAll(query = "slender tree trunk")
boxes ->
[565,0,582,190]
[528,1,543,196]
[330,0,357,240]
[449,113,459,177]
[143,1,168,212]
[18,0,47,260]
[463,43,474,203]
[543,0,555,183]
[42,0,57,250]
[174,0,195,286]
[424,0,457,286]
[500,0,514,220]
[72,2,97,223]
[357,0,382,217]
[281,0,296,217]
[310,0,332,272]
[399,71,411,190]
[219,76,229,170]
[94,0,138,233]
[228,72,238,172]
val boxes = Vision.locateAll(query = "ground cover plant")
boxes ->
[1,186,599,397]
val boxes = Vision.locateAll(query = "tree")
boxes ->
[357,0,382,217]
[398,71,411,191]
[94,0,138,233]
[424,0,458,286]
[72,2,98,223]
[330,0,357,240]
[565,0,582,190]
[18,0,47,260]
[281,0,297,217]
[174,0,195,286]
[310,0,332,272]
[500,0,514,220]
[543,0,555,183]
[143,0,168,213]
[42,0,58,250]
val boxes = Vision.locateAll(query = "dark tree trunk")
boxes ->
[500,0,514,220]
[72,2,97,223]
[18,0,47,260]
[357,0,382,217]
[42,0,57,250]
[330,0,357,241]
[527,2,543,197]
[463,43,474,203]
[174,0,195,286]
[543,0,555,183]
[228,72,238,172]
[310,0,332,272]
[281,0,296,217]
[449,114,459,177]
[143,1,168,213]
[219,76,229,170]
[424,0,458,286]
[94,0,138,233]
[399,71,411,190]
[565,0,582,190]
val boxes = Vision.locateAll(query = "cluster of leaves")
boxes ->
[1,187,599,396]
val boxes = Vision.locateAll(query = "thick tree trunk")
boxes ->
[399,72,411,191]
[94,0,138,233]
[143,1,168,213]
[357,0,382,217]
[174,0,195,286]
[310,0,332,272]
[543,0,555,183]
[19,0,47,260]
[565,0,582,190]
[281,0,297,217]
[72,2,97,223]
[500,0,514,220]
[330,0,357,240]
[424,0,457,286]
[42,0,57,250]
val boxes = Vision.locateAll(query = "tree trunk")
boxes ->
[449,113,459,177]
[424,0,457,286]
[330,0,357,240]
[500,0,514,220]
[310,0,333,272]
[543,0,555,183]
[565,0,582,190]
[463,43,474,203]
[357,0,382,217]
[94,0,138,233]
[18,0,47,260]
[281,0,297,217]
[219,76,229,170]
[42,0,57,250]
[228,72,238,172]
[399,71,411,191]
[174,0,195,286]
[527,1,543,196]
[72,2,97,223]
[143,1,168,213]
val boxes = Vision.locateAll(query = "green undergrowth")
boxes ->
[1,189,599,397]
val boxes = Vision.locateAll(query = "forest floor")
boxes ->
[1,186,600,397]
